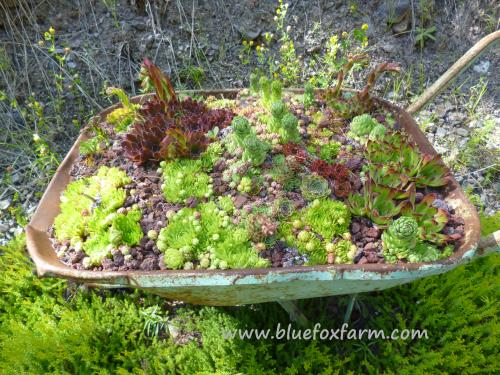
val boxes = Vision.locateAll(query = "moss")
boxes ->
[161,159,212,203]
[303,199,351,240]
[480,211,500,236]
[0,235,498,374]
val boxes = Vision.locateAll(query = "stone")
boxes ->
[364,227,380,238]
[0,223,9,233]
[473,60,490,74]
[0,200,10,211]
[435,127,447,138]
[351,222,361,234]
[456,128,468,137]
[233,194,248,209]
[364,242,376,251]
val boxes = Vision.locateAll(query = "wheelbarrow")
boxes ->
[26,31,499,325]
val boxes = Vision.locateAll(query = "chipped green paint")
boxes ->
[85,260,469,305]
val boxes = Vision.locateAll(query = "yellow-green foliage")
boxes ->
[157,202,269,270]
[84,209,143,265]
[53,166,142,265]
[199,142,223,171]
[106,107,136,132]
[480,211,500,237]
[105,87,139,132]
[333,239,357,264]
[304,199,351,240]
[160,159,212,203]
[54,166,131,244]
[0,235,498,373]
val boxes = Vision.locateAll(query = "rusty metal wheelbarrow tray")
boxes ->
[26,29,500,307]
[25,86,484,306]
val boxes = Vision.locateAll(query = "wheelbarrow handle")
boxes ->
[406,30,500,115]
[404,30,500,256]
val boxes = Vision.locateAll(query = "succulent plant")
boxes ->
[300,174,331,201]
[271,80,283,103]
[282,142,308,164]
[269,101,287,132]
[332,239,357,264]
[280,113,301,143]
[407,242,442,263]
[303,83,315,109]
[381,216,419,262]
[368,123,387,141]
[400,193,450,244]
[242,135,269,166]
[246,214,277,241]
[232,116,252,146]
[259,76,272,109]
[160,159,212,203]
[347,180,403,226]
[349,114,380,139]
[273,197,295,218]
[163,248,185,269]
[303,199,351,240]
[250,72,260,94]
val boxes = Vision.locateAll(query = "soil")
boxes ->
[49,87,464,271]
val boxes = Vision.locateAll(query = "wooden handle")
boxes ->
[407,30,500,115]
[477,230,500,255]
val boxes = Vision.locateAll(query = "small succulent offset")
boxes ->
[160,159,212,203]
[231,116,252,146]
[259,76,272,109]
[242,135,269,166]
[381,216,419,262]
[280,113,301,143]
[273,197,295,218]
[249,72,260,94]
[303,83,315,109]
[349,114,381,140]
[269,101,287,132]
[300,174,331,201]
[331,239,357,264]
[303,199,351,240]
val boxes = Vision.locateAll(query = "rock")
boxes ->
[140,257,158,271]
[0,199,10,211]
[473,60,490,74]
[0,223,8,233]
[233,194,248,209]
[351,222,361,234]
[380,39,398,54]
[69,250,85,264]
[358,256,368,265]
[366,252,379,263]
[435,127,447,138]
[235,21,261,40]
[364,227,380,238]
[364,242,376,251]
[456,128,468,137]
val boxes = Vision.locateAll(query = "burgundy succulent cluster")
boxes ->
[310,159,353,197]
[122,59,234,165]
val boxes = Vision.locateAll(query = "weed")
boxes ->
[415,26,436,50]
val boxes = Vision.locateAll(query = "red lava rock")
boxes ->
[344,157,362,170]
[351,222,361,234]
[113,253,125,267]
[69,250,85,264]
[158,255,167,270]
[449,233,463,240]
[358,256,368,265]
[455,225,464,234]
[364,242,376,251]
[140,257,158,271]
[233,194,248,209]
[366,252,379,263]
[364,227,380,238]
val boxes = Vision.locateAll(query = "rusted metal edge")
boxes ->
[25,89,484,286]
